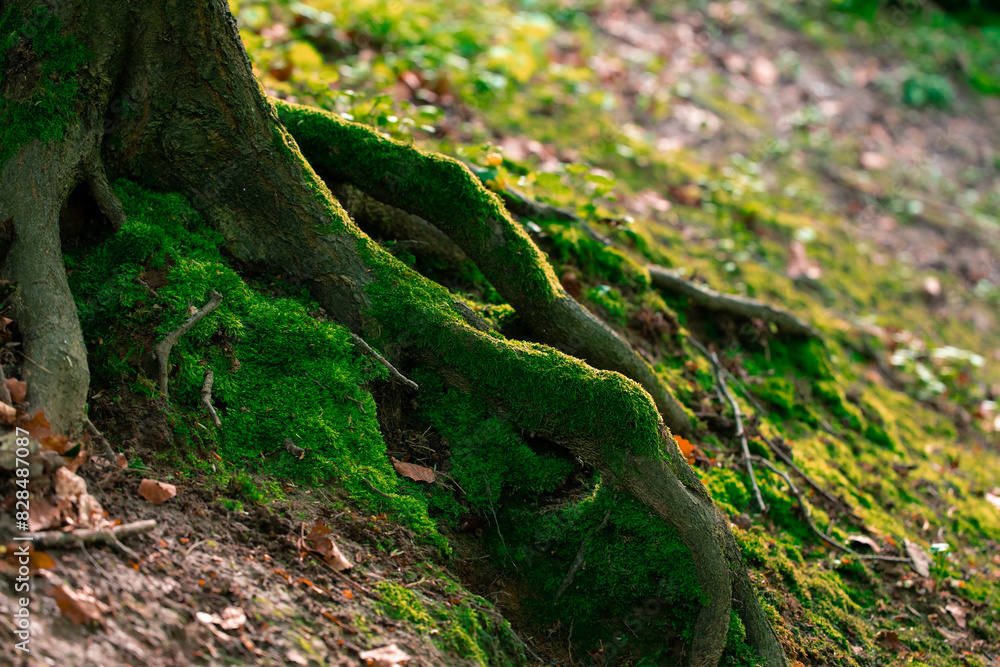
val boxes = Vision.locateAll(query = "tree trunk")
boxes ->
[0,0,788,663]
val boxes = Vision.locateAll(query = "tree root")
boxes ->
[276,101,694,436]
[200,370,221,427]
[84,417,119,463]
[554,510,611,602]
[349,333,418,390]
[87,158,127,232]
[153,291,222,397]
[649,265,818,338]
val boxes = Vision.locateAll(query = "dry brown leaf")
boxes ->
[17,411,52,440]
[6,548,56,572]
[40,434,70,454]
[359,644,411,667]
[945,603,967,628]
[0,401,16,424]
[138,478,177,504]
[195,606,246,631]
[846,535,881,553]
[904,539,932,578]
[306,523,352,572]
[51,584,108,626]
[27,498,66,532]
[391,457,435,483]
[54,467,87,501]
[5,377,26,403]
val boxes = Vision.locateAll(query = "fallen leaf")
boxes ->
[0,401,16,424]
[286,649,308,666]
[391,457,435,483]
[985,490,1000,511]
[51,584,108,626]
[54,467,87,501]
[196,608,244,629]
[5,377,26,403]
[945,603,967,628]
[6,547,56,572]
[876,630,905,651]
[138,478,177,504]
[846,535,881,553]
[305,523,353,571]
[905,539,933,578]
[16,411,53,440]
[39,434,70,454]
[27,498,66,531]
[359,644,411,667]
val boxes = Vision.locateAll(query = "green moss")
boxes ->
[584,284,629,325]
[544,223,651,289]
[67,180,445,550]
[0,6,89,167]
[756,376,797,415]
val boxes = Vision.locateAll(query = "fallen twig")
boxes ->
[27,519,155,558]
[748,456,910,563]
[706,349,767,513]
[84,417,119,463]
[484,475,514,569]
[363,477,393,500]
[758,433,860,522]
[200,370,221,427]
[554,510,611,602]
[343,394,367,414]
[349,333,418,390]
[649,265,818,338]
[154,290,223,397]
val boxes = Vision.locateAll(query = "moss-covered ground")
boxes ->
[48,0,1000,664]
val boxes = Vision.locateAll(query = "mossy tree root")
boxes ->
[275,101,694,437]
[5,0,786,663]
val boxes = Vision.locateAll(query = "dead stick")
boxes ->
[154,290,222,397]
[484,475,514,569]
[554,510,611,602]
[748,456,909,563]
[349,333,418,390]
[759,433,860,521]
[343,394,367,414]
[84,417,119,463]
[200,370,221,426]
[363,477,393,500]
[709,350,767,513]
[27,519,155,555]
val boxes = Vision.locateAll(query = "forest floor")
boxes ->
[2,0,1000,666]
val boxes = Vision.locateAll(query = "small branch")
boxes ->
[363,477,393,500]
[27,519,155,558]
[748,456,910,563]
[649,265,818,338]
[84,417,119,463]
[707,349,767,513]
[154,290,222,397]
[349,333,418,390]
[343,394,367,414]
[554,510,611,602]
[200,370,221,426]
[484,475,514,569]
[758,433,860,522]
[87,159,128,232]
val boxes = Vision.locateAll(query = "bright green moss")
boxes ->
[584,284,629,325]
[67,180,445,550]
[545,223,652,289]
[756,376,797,415]
[0,6,89,167]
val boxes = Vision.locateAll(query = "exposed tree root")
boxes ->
[649,265,818,338]
[86,158,127,232]
[84,417,118,463]
[0,1,790,662]
[153,291,222,397]
[277,101,694,436]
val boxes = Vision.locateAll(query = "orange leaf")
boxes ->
[391,457,435,483]
[138,479,177,504]
[5,377,26,403]
[51,584,108,626]
[16,411,52,439]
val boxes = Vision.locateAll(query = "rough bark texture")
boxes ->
[0,0,788,663]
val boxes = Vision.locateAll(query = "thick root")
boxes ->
[275,100,694,436]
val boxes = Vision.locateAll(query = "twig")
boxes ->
[747,456,910,563]
[343,394,367,414]
[200,370,221,427]
[707,350,767,512]
[649,265,818,338]
[154,290,223,397]
[554,510,611,602]
[363,477,393,500]
[16,350,52,374]
[84,417,119,463]
[484,475,514,569]
[27,519,155,557]
[758,433,860,521]
[349,333,418,390]
[184,538,207,559]
[0,363,12,406]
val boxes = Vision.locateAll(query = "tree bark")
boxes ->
[0,0,788,663]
